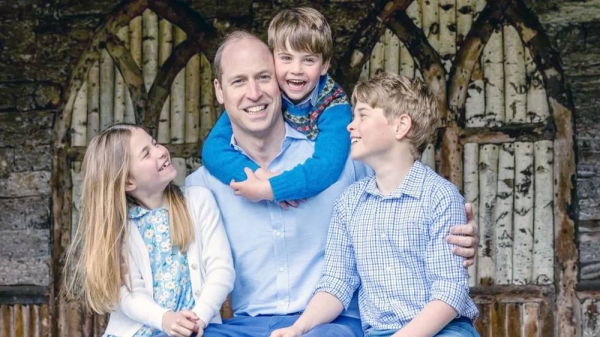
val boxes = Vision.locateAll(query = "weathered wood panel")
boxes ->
[0,304,51,337]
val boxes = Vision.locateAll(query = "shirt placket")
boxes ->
[268,202,290,311]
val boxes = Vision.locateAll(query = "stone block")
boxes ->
[0,171,51,197]
[0,230,49,258]
[0,111,54,147]
[0,257,49,286]
[0,147,14,178]
[0,196,50,231]
[14,145,52,172]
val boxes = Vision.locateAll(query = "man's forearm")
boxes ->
[292,292,345,333]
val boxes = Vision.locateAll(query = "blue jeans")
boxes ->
[200,314,362,337]
[365,317,479,337]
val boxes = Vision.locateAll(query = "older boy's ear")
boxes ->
[214,78,224,104]
[395,114,412,140]
[320,60,330,76]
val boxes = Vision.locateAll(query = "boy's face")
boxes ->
[273,40,329,103]
[347,101,399,164]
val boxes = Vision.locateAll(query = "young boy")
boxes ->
[270,73,480,337]
[202,7,351,204]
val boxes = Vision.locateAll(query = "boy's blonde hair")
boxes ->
[351,72,439,158]
[267,7,333,63]
[63,124,194,314]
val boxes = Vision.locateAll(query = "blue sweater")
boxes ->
[201,75,351,202]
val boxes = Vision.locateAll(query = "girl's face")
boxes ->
[126,128,176,197]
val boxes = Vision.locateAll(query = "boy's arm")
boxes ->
[201,112,260,184]
[395,186,472,336]
[268,103,351,201]
[272,199,360,336]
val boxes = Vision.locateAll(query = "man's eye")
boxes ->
[259,75,271,80]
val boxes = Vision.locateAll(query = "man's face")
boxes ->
[214,38,282,139]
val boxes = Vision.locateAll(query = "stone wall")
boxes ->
[0,0,599,292]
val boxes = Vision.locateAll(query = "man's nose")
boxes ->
[246,80,262,100]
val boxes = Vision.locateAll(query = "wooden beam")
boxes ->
[460,122,555,144]
[0,286,48,305]
[331,0,415,92]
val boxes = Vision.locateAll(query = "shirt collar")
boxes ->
[364,160,426,199]
[281,74,327,108]
[229,122,308,155]
[127,204,168,220]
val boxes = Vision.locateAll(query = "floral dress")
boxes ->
[124,205,196,337]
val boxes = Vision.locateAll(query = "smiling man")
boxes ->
[184,31,479,337]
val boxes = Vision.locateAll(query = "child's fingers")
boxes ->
[179,310,199,321]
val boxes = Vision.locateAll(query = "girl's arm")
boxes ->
[119,251,170,331]
[268,103,351,201]
[189,187,236,325]
[201,112,260,184]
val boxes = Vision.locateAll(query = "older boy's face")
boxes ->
[214,38,282,139]
[347,101,398,164]
[273,40,329,104]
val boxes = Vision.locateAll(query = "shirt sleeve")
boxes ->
[201,112,260,184]
[314,197,360,309]
[189,188,236,325]
[269,103,352,201]
[426,184,471,316]
[119,250,169,331]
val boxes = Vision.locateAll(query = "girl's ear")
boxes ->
[395,114,412,140]
[125,177,136,192]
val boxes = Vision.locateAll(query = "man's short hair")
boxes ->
[267,7,333,63]
[213,30,266,82]
[351,72,439,158]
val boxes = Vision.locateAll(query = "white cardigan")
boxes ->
[103,186,235,337]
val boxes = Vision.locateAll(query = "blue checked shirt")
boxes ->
[316,160,479,332]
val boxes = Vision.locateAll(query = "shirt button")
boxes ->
[386,266,392,272]
[279,267,285,272]
[274,231,282,237]
[381,234,387,239]
[191,263,198,270]
[195,290,201,297]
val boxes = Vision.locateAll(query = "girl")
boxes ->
[64,124,235,337]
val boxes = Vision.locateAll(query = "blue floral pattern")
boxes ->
[125,205,196,337]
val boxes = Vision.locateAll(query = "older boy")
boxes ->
[202,7,352,204]
[271,73,480,337]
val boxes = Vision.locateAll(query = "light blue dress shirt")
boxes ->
[316,161,479,333]
[185,123,369,318]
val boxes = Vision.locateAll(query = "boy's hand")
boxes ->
[230,168,274,202]
[270,326,304,337]
[278,199,307,209]
[162,310,199,337]
[446,203,479,267]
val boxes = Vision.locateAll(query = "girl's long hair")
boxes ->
[63,123,194,314]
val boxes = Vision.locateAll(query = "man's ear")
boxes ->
[320,60,330,76]
[395,114,412,140]
[214,78,224,104]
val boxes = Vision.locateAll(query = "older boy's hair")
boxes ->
[267,7,333,63]
[351,72,439,158]
[213,30,266,82]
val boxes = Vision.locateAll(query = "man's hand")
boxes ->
[230,168,274,202]
[162,310,199,337]
[278,199,307,210]
[270,326,304,337]
[446,203,480,267]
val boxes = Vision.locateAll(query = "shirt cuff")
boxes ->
[314,275,354,309]
[429,280,470,316]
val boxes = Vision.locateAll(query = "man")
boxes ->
[185,31,479,337]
